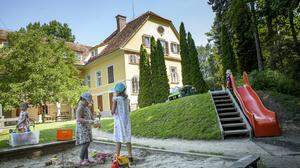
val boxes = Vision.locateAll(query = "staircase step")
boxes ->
[216,103,234,108]
[212,93,228,96]
[214,99,232,104]
[217,107,236,112]
[220,117,242,122]
[213,95,230,99]
[222,123,246,128]
[224,129,249,135]
[219,112,240,117]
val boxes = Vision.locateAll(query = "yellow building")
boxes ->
[0,11,183,121]
[81,11,183,112]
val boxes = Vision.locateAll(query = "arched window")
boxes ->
[131,77,139,93]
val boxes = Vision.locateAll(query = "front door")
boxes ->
[97,95,103,112]
[109,93,114,110]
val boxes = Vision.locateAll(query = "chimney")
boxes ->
[116,15,126,32]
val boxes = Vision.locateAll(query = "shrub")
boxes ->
[249,70,300,96]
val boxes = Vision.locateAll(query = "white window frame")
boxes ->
[170,66,178,83]
[159,39,169,55]
[142,35,151,48]
[85,74,91,88]
[131,76,139,93]
[91,49,98,57]
[171,43,180,54]
[2,41,8,47]
[107,65,114,84]
[129,54,139,64]
[95,70,102,87]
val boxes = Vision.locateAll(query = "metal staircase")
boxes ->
[209,89,252,139]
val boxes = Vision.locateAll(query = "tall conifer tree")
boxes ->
[138,45,153,107]
[179,22,191,85]
[220,24,237,76]
[187,32,208,93]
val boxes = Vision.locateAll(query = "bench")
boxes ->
[0,117,18,126]
[230,155,260,168]
[56,115,71,122]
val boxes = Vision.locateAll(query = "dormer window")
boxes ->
[91,49,98,57]
[142,35,151,48]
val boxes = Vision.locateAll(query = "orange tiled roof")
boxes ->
[87,11,173,64]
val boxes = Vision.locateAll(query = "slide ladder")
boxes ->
[210,90,252,139]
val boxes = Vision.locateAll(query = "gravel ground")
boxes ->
[94,129,300,168]
[0,142,234,168]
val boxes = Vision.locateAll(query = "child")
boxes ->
[111,82,133,163]
[75,92,95,166]
[16,102,30,132]
[226,69,232,89]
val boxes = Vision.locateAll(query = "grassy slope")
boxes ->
[0,121,75,149]
[101,93,221,140]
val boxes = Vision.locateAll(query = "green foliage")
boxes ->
[220,24,237,75]
[187,33,208,93]
[150,39,170,103]
[138,45,153,107]
[258,90,300,121]
[179,22,192,85]
[0,27,83,113]
[249,70,300,96]
[228,0,258,73]
[26,20,75,42]
[101,93,221,140]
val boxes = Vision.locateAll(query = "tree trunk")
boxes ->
[250,2,264,71]
[265,0,273,39]
[288,9,300,56]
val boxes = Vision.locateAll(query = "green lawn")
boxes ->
[101,93,221,140]
[0,121,75,149]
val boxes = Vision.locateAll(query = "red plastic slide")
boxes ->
[231,72,281,137]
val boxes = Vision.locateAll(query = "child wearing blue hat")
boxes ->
[111,82,133,163]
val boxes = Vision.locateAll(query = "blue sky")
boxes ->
[0,0,214,46]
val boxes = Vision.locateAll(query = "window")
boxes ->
[91,49,98,57]
[129,55,139,64]
[131,77,139,93]
[159,39,169,55]
[85,75,91,87]
[171,43,180,54]
[170,66,178,83]
[107,65,114,83]
[75,52,82,61]
[142,35,151,48]
[96,71,102,87]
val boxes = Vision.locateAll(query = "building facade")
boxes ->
[81,11,182,112]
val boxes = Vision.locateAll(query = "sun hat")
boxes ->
[114,82,126,93]
[81,92,94,104]
[226,69,231,74]
[20,102,29,110]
